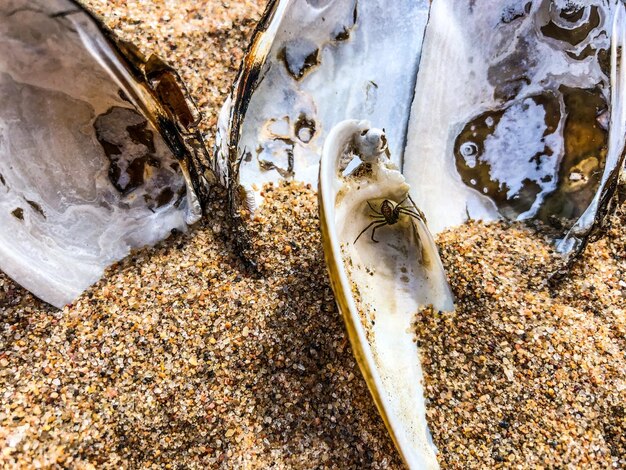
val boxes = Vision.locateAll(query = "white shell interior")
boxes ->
[0,0,195,307]
[225,0,626,254]
[218,0,430,210]
[403,0,625,248]
[319,120,454,469]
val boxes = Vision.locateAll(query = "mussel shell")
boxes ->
[0,0,210,307]
[217,0,431,211]
[404,0,626,255]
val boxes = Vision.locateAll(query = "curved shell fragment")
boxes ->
[0,0,208,307]
[319,120,454,469]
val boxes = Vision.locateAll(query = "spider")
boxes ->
[354,197,425,244]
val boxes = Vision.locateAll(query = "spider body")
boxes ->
[379,200,399,225]
[354,197,425,244]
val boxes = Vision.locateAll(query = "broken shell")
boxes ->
[223,0,626,259]
[404,0,626,254]
[319,120,454,469]
[216,0,431,211]
[0,0,210,307]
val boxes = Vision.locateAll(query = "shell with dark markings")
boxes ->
[0,0,211,307]
[405,0,626,256]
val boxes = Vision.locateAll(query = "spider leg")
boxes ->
[399,203,426,219]
[367,200,382,215]
[354,219,384,244]
[396,197,418,215]
[370,222,388,243]
[398,207,424,220]
[406,195,428,222]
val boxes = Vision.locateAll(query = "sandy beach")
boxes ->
[417,215,626,468]
[1,4,401,467]
[1,1,625,468]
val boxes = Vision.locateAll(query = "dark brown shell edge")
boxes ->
[221,0,283,269]
[70,0,215,210]
[550,157,626,282]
